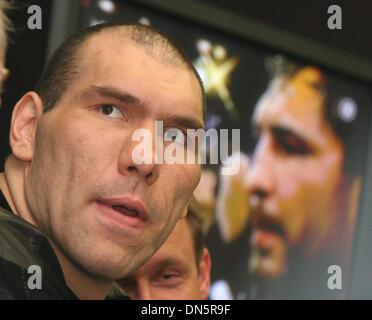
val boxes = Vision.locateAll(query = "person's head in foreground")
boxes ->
[0,23,204,299]
[246,55,363,297]
[118,197,211,300]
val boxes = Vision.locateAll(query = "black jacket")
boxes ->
[0,191,128,300]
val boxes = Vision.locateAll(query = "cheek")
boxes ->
[275,152,343,244]
[32,118,119,215]
[167,164,201,204]
[181,164,201,192]
[58,120,122,182]
[280,185,317,244]
[182,278,202,299]
[275,151,343,200]
[157,282,200,300]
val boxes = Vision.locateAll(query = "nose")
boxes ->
[135,280,153,300]
[247,133,275,204]
[118,121,160,185]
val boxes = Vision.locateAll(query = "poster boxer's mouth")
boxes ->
[249,210,288,277]
[251,213,286,240]
[249,229,287,277]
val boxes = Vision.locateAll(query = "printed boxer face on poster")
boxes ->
[247,67,344,277]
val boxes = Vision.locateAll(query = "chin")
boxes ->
[82,258,131,280]
[67,243,134,280]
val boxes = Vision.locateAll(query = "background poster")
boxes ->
[80,0,372,299]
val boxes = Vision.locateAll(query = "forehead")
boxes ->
[253,77,331,147]
[151,219,194,262]
[137,219,195,273]
[161,219,194,250]
[76,32,203,121]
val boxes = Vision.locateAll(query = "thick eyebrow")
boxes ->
[83,85,204,130]
[155,257,187,269]
[82,85,146,108]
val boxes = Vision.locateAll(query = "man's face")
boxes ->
[25,33,203,279]
[118,219,209,300]
[247,68,344,278]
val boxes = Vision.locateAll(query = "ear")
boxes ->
[198,247,211,300]
[9,92,44,161]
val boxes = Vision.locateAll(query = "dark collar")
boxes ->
[0,189,12,213]
[0,187,128,300]
[0,188,79,299]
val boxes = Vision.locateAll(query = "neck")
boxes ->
[0,156,38,225]
[48,241,113,300]
[0,155,113,300]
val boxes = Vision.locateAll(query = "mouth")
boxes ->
[249,211,287,277]
[255,223,286,239]
[250,216,286,256]
[249,229,287,278]
[250,229,284,251]
[251,207,286,238]
[111,204,140,218]
[96,197,149,230]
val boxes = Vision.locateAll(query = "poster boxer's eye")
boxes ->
[272,127,313,156]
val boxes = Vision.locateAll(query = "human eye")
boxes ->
[155,270,184,288]
[272,127,313,155]
[98,104,124,119]
[164,127,187,144]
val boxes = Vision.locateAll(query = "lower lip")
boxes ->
[95,201,146,231]
[251,229,283,249]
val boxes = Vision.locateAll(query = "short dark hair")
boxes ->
[35,22,206,117]
[265,55,369,177]
[185,196,207,265]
